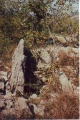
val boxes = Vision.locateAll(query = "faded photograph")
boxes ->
[0,0,79,119]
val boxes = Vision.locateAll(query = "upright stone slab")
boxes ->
[10,39,25,94]
[59,71,73,93]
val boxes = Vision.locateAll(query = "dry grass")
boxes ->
[33,78,79,119]
[43,92,79,119]
[0,75,79,119]
[62,67,79,86]
[0,40,79,119]
[72,78,79,86]
[57,50,79,86]
[58,51,74,66]
[58,50,79,67]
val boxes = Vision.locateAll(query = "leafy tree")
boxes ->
[0,0,78,49]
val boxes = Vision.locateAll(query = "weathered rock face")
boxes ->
[59,72,72,92]
[10,39,26,94]
[14,97,28,110]
[0,99,5,108]
[58,70,77,93]
[0,71,8,81]
[39,50,51,64]
[29,94,37,99]
[2,97,32,118]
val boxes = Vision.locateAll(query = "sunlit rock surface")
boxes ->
[10,39,25,94]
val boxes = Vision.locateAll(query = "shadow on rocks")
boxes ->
[23,47,44,97]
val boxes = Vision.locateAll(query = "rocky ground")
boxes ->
[0,37,79,119]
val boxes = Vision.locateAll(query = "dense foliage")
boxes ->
[0,0,78,58]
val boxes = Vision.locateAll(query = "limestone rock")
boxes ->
[8,108,16,116]
[4,92,12,99]
[5,99,13,109]
[59,71,73,92]
[29,94,37,99]
[10,39,26,94]
[40,50,51,64]
[0,81,4,91]
[2,97,32,118]
[0,100,5,108]
[2,108,16,117]
[0,71,8,81]
[6,82,11,95]
[29,102,45,116]
[37,60,51,69]
[14,97,28,110]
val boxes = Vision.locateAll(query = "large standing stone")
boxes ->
[10,39,25,94]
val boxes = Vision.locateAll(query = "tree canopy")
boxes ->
[0,0,78,56]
